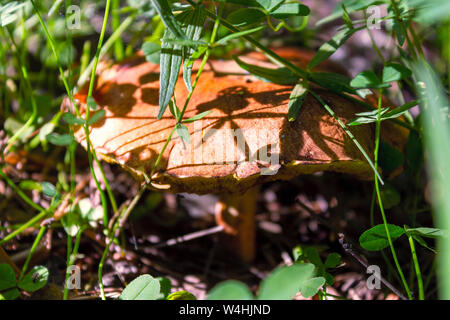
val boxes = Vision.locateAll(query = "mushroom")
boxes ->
[62,48,407,262]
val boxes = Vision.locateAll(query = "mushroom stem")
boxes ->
[214,186,260,263]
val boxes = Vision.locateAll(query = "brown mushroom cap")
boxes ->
[63,49,405,194]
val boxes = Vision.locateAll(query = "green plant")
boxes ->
[119,274,195,300]
[0,0,448,300]
[0,264,49,300]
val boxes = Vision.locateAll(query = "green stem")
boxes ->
[83,0,117,226]
[188,0,393,184]
[30,0,118,224]
[177,2,222,122]
[308,90,384,185]
[98,184,147,300]
[408,234,424,300]
[408,24,425,59]
[97,1,224,299]
[390,0,418,59]
[112,0,124,60]
[4,29,38,151]
[77,15,135,87]
[364,10,386,65]
[18,227,47,281]
[63,227,84,300]
[374,88,412,299]
[0,170,43,212]
[0,209,51,246]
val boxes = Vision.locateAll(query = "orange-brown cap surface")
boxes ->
[63,49,401,194]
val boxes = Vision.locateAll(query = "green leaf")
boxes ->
[19,180,42,191]
[310,72,356,94]
[18,266,49,292]
[39,123,56,145]
[225,0,263,7]
[158,30,183,119]
[181,6,206,92]
[255,0,276,10]
[156,277,172,299]
[348,108,389,126]
[150,0,186,40]
[257,263,315,300]
[382,100,418,119]
[169,100,181,121]
[341,3,354,29]
[46,133,74,146]
[167,290,197,300]
[350,70,387,89]
[348,101,417,127]
[207,280,253,300]
[77,198,103,227]
[183,110,212,123]
[62,112,85,125]
[227,8,266,27]
[288,81,308,122]
[299,277,326,298]
[216,25,266,46]
[157,8,204,118]
[0,264,17,291]
[176,123,190,143]
[184,46,208,69]
[359,224,405,251]
[412,234,436,253]
[408,0,450,24]
[303,247,324,268]
[269,3,310,19]
[0,288,20,300]
[86,96,98,110]
[392,20,406,46]
[316,0,384,26]
[308,27,359,70]
[61,211,83,237]
[142,42,161,64]
[41,182,57,198]
[164,38,207,48]
[382,63,412,83]
[87,110,106,125]
[119,274,161,300]
[233,56,299,85]
[292,245,304,262]
[405,227,448,239]
[324,253,341,268]
[413,60,450,298]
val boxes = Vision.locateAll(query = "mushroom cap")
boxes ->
[63,48,406,194]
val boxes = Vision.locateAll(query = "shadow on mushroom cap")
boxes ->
[62,48,408,194]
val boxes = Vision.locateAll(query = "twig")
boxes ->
[338,233,408,300]
[152,225,224,249]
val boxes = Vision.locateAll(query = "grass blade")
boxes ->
[150,0,186,40]
[413,59,450,299]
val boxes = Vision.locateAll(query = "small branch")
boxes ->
[338,233,408,300]
[152,225,224,249]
